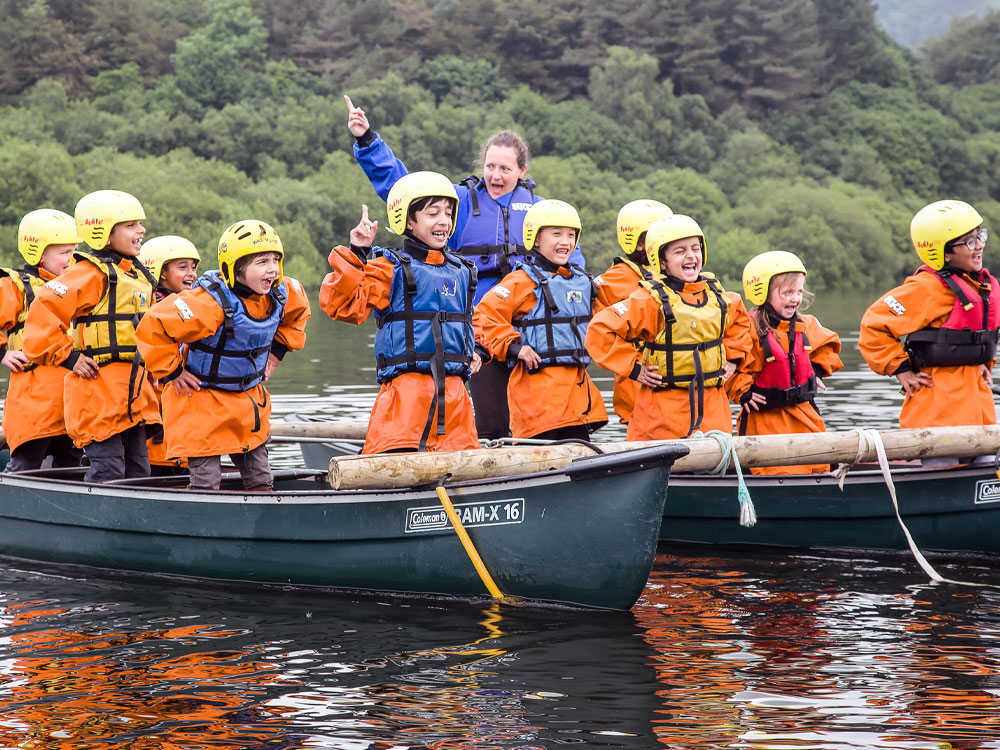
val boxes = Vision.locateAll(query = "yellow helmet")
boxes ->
[645,214,707,277]
[386,171,458,236]
[910,200,984,271]
[17,209,81,265]
[617,199,672,255]
[522,199,582,251]
[139,235,201,283]
[74,190,146,251]
[218,220,283,288]
[742,250,807,306]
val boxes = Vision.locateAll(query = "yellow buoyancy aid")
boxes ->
[1,267,44,356]
[639,273,729,389]
[72,252,156,366]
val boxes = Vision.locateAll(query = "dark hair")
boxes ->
[407,196,456,224]
[477,130,531,171]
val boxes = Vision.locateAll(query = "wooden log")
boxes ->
[328,424,1000,490]
[269,420,368,440]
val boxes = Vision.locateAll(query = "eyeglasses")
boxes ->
[952,227,988,251]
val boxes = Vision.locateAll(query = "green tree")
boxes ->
[417,55,508,105]
[172,0,269,108]
[0,0,91,97]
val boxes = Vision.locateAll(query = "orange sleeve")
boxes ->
[472,269,537,361]
[593,264,640,313]
[585,290,662,379]
[802,314,843,378]
[724,324,765,402]
[135,288,226,379]
[274,276,311,352]
[0,276,25,348]
[318,247,394,324]
[722,292,753,365]
[22,263,106,366]
[859,273,954,376]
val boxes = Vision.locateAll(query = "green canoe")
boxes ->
[0,443,687,611]
[663,463,1000,555]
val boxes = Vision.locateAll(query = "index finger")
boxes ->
[344,94,354,111]
[361,203,369,221]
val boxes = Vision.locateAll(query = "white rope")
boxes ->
[692,430,756,527]
[860,428,1000,590]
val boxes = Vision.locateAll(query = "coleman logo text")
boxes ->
[405,498,525,533]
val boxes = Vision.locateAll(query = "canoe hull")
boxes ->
[663,465,1000,555]
[0,446,684,610]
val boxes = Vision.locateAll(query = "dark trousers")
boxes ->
[188,443,272,492]
[469,357,511,440]
[4,435,84,472]
[84,424,149,483]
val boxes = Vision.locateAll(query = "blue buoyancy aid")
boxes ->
[454,176,536,282]
[512,261,595,369]
[184,270,286,392]
[373,247,477,383]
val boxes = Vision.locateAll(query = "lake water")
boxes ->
[0,288,998,749]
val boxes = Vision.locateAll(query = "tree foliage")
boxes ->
[0,0,998,291]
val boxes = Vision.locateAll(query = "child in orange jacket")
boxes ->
[726,251,843,475]
[586,214,752,441]
[474,199,608,440]
[320,172,481,454]
[1,209,83,472]
[136,220,310,491]
[593,199,673,424]
[23,190,161,482]
[860,200,997,431]
[137,235,201,475]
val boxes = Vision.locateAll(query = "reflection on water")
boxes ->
[0,550,997,749]
[638,548,1000,749]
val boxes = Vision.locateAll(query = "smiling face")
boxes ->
[405,198,454,250]
[106,220,145,256]
[534,226,578,266]
[945,226,986,274]
[661,236,703,282]
[38,243,76,276]
[766,272,805,319]
[160,258,199,293]
[482,145,527,200]
[235,252,281,294]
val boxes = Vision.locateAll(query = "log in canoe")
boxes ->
[287,418,1000,559]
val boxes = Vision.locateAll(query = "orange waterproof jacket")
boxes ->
[593,260,651,424]
[136,279,310,458]
[726,313,843,475]
[22,258,160,448]
[319,246,478,454]
[0,269,72,451]
[586,279,752,441]
[474,265,608,438]
[859,269,997,429]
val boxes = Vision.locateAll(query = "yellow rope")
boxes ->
[436,485,506,600]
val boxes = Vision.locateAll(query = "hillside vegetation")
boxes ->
[2,0,1000,289]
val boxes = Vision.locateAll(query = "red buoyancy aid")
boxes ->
[747,316,818,410]
[905,266,1000,369]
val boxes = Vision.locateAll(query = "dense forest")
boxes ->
[2,0,1000,290]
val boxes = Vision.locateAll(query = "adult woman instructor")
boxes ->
[344,95,585,439]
